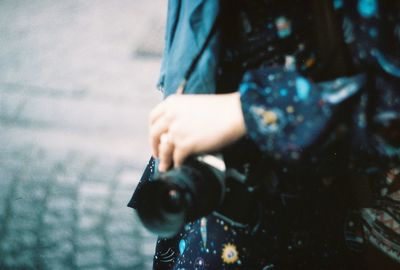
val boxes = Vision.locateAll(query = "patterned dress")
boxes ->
[128,0,400,269]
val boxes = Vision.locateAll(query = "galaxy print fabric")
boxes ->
[239,0,400,263]
[153,216,255,270]
[239,68,365,161]
[128,0,400,268]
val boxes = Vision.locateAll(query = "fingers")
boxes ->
[149,115,170,157]
[149,95,192,169]
[173,142,191,168]
[149,95,177,125]
[157,137,191,172]
[158,135,174,172]
[149,97,176,157]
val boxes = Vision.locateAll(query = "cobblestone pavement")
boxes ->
[0,1,165,269]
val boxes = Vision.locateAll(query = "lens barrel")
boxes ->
[135,157,225,238]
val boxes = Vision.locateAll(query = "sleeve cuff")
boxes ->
[239,66,365,161]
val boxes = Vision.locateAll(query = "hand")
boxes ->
[149,92,246,172]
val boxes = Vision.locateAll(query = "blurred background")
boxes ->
[0,0,165,269]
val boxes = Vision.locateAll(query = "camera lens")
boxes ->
[162,189,184,213]
[135,179,187,238]
[135,156,225,238]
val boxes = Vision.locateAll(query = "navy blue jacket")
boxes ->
[129,1,400,268]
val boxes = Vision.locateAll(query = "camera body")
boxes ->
[135,150,260,238]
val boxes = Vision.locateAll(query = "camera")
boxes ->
[135,155,227,238]
[134,139,263,238]
[136,150,260,238]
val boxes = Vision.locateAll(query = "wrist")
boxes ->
[228,92,246,139]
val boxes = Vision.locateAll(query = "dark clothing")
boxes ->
[128,0,400,268]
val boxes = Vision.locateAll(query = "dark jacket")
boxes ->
[129,0,400,268]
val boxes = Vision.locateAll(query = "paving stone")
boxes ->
[2,252,36,270]
[0,1,164,269]
[77,233,105,249]
[0,172,14,192]
[117,169,142,188]
[78,214,102,231]
[50,184,76,198]
[78,200,107,215]
[16,231,37,248]
[1,233,35,252]
[141,239,157,257]
[13,250,36,268]
[108,233,139,250]
[105,220,135,236]
[42,227,73,243]
[79,182,110,197]
[55,173,80,186]
[7,216,38,232]
[111,190,133,206]
[43,209,74,227]
[109,248,143,268]
[76,249,105,268]
[46,196,75,212]
[83,266,108,270]
[41,242,74,260]
[42,257,73,270]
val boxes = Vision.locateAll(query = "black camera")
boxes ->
[136,148,259,238]
[134,139,264,238]
[135,155,227,238]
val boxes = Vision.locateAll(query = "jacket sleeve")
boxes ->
[239,66,366,162]
[340,0,400,155]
